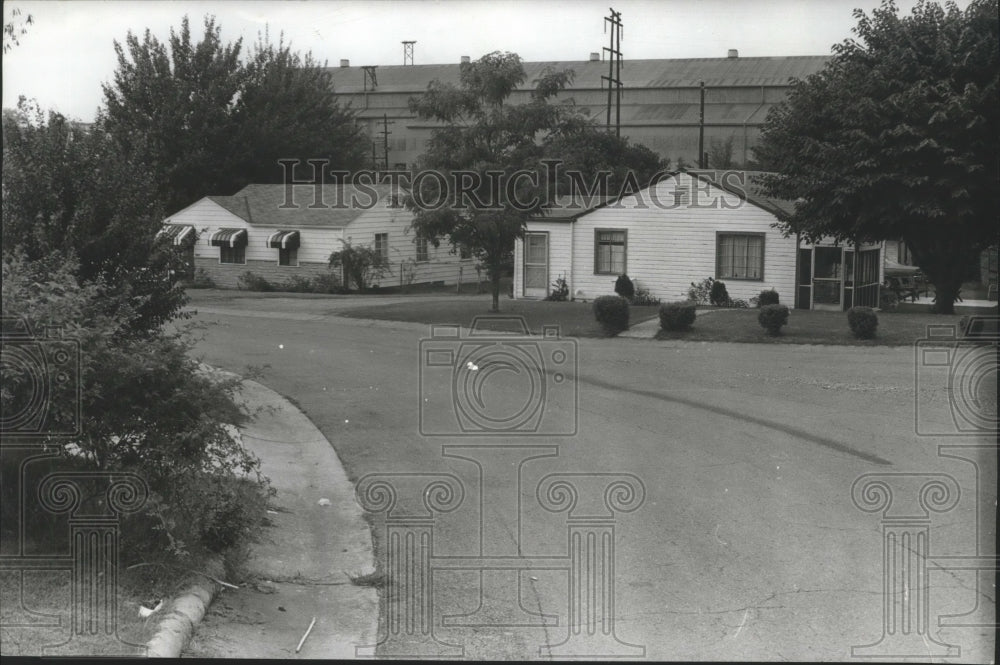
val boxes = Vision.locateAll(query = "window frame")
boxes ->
[715,231,765,281]
[459,244,472,260]
[415,236,429,263]
[219,245,246,265]
[374,233,389,262]
[278,247,299,267]
[593,228,628,275]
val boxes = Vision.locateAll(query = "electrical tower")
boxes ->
[602,8,623,136]
[362,65,378,91]
[402,40,416,66]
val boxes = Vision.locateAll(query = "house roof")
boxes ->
[204,184,400,227]
[327,56,831,94]
[685,170,798,219]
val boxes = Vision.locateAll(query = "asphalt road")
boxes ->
[184,292,996,661]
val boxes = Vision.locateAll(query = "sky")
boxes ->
[2,0,971,122]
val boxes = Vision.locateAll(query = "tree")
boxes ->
[101,16,367,215]
[2,98,186,336]
[231,29,368,183]
[329,241,390,292]
[754,0,999,314]
[408,51,641,312]
[3,6,33,53]
[708,135,737,170]
[543,122,670,196]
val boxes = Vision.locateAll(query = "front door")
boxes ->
[523,233,549,298]
[812,247,843,310]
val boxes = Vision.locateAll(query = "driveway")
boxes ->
[183,291,996,661]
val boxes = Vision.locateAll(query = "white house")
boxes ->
[513,171,883,310]
[159,183,474,289]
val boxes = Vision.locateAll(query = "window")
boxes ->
[279,248,298,266]
[375,233,389,262]
[716,233,764,280]
[220,245,245,264]
[415,237,429,262]
[594,229,627,274]
[460,244,472,260]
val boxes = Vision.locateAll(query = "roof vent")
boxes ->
[460,55,470,64]
[727,49,739,59]
[340,59,350,67]
[589,52,600,62]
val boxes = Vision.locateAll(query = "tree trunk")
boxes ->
[490,273,501,312]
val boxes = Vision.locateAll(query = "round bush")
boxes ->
[709,280,730,307]
[614,274,635,299]
[593,295,630,334]
[758,304,789,335]
[659,301,697,331]
[847,306,878,339]
[757,289,780,307]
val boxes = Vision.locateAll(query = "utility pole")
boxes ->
[698,80,706,169]
[402,40,416,66]
[362,65,378,91]
[379,114,395,173]
[602,8,623,136]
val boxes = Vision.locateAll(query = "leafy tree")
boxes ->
[2,98,187,336]
[754,0,999,314]
[231,29,368,183]
[102,15,367,215]
[543,123,669,197]
[708,136,738,170]
[329,241,391,292]
[102,15,245,214]
[407,51,595,312]
[3,6,32,53]
[1,251,268,559]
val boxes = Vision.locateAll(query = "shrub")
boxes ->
[311,272,344,294]
[729,298,750,308]
[847,306,879,339]
[709,280,730,306]
[757,289,780,307]
[659,300,697,331]
[687,277,715,304]
[329,241,390,292]
[282,275,315,293]
[238,271,274,292]
[628,287,661,306]
[879,286,899,310]
[614,274,635,299]
[545,275,569,301]
[593,295,630,334]
[188,268,216,289]
[758,304,789,335]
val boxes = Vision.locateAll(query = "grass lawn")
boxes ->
[655,308,993,346]
[339,297,661,338]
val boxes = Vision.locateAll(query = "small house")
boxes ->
[513,171,883,310]
[159,183,474,289]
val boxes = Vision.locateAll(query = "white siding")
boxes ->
[513,222,574,298]
[566,173,797,303]
[165,198,344,266]
[341,203,473,286]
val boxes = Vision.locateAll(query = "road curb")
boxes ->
[144,556,226,658]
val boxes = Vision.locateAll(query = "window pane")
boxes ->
[525,265,547,288]
[526,235,547,263]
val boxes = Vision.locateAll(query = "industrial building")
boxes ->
[326,51,832,169]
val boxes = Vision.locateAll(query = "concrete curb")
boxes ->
[145,556,226,658]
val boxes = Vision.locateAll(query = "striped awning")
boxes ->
[210,228,248,248]
[268,230,300,250]
[156,224,197,246]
